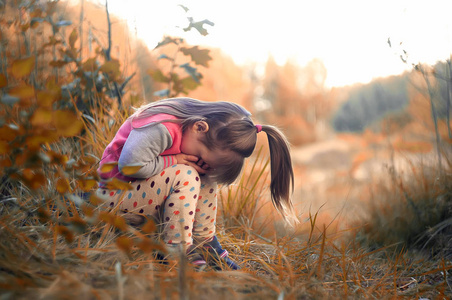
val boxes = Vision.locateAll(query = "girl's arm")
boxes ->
[118,123,175,178]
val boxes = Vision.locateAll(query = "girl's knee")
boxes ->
[172,164,199,176]
[170,164,202,188]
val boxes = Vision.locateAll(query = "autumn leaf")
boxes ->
[44,36,62,47]
[113,216,128,231]
[31,108,53,126]
[0,74,7,88]
[9,84,35,99]
[141,219,156,234]
[88,194,104,206]
[0,141,9,155]
[121,164,143,175]
[69,28,78,49]
[55,225,74,243]
[136,238,163,253]
[180,46,212,67]
[53,110,84,137]
[25,171,46,190]
[37,90,59,108]
[100,60,120,81]
[180,77,200,91]
[49,60,69,68]
[37,207,51,222]
[20,23,30,32]
[116,236,133,253]
[0,126,18,141]
[99,162,118,173]
[11,56,36,79]
[148,69,170,83]
[78,179,97,192]
[56,178,71,194]
[82,57,98,72]
[104,178,133,190]
[26,131,59,148]
[30,17,44,29]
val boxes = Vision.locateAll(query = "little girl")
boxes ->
[96,97,297,269]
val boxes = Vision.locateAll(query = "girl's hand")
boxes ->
[175,153,210,174]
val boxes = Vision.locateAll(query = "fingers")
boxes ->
[175,154,210,174]
[196,158,210,170]
[187,162,207,174]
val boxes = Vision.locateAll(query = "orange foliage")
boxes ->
[187,49,252,108]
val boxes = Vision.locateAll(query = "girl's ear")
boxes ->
[194,121,209,133]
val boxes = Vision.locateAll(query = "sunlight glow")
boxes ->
[104,0,452,87]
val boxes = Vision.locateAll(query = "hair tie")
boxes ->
[255,124,262,133]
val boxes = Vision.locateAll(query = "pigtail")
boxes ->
[261,125,299,226]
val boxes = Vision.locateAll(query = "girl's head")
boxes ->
[133,97,297,224]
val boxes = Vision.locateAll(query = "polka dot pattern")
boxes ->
[95,164,218,246]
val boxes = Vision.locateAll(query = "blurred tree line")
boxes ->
[332,75,409,132]
[332,60,451,134]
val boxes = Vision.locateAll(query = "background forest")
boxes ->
[0,0,451,299]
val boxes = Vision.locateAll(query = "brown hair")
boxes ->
[131,97,298,224]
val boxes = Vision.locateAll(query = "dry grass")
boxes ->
[1,146,452,300]
[0,106,451,300]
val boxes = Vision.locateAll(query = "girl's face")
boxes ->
[180,121,236,171]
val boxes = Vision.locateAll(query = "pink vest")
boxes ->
[98,113,182,182]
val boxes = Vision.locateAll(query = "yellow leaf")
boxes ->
[9,84,35,99]
[113,216,128,231]
[120,164,143,175]
[81,155,97,164]
[11,56,36,79]
[69,28,78,49]
[82,58,98,72]
[105,178,133,190]
[45,79,61,94]
[21,24,30,32]
[31,108,52,126]
[78,179,97,192]
[99,162,118,173]
[25,171,46,190]
[180,46,212,67]
[99,211,114,224]
[136,238,161,253]
[26,132,58,148]
[56,178,71,194]
[141,220,156,234]
[81,205,94,217]
[0,74,7,88]
[53,110,84,137]
[88,194,104,206]
[49,60,68,68]
[37,90,59,108]
[100,60,120,81]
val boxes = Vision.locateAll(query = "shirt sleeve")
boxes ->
[118,123,177,178]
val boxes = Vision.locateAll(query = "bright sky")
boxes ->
[104,0,452,87]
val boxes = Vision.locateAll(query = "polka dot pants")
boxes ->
[96,164,217,246]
